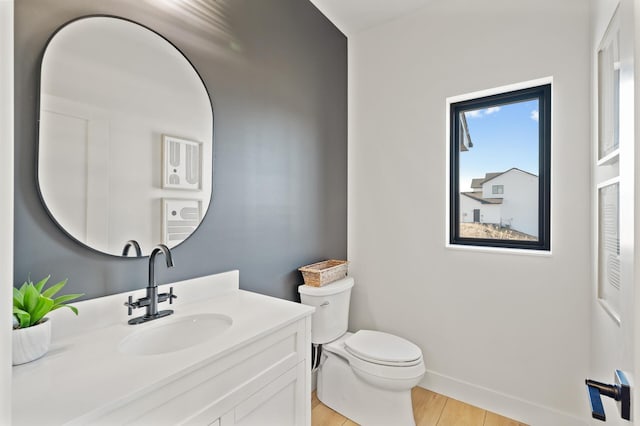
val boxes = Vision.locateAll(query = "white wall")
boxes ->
[0,0,13,422]
[479,204,501,226]
[459,195,501,225]
[459,194,481,223]
[348,0,590,424]
[485,170,538,237]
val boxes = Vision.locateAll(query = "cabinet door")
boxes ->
[228,363,305,426]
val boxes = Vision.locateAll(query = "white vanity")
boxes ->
[12,271,314,425]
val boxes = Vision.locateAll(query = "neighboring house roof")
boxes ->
[470,172,502,189]
[470,168,537,189]
[481,167,537,184]
[461,191,503,204]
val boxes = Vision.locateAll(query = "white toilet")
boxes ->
[299,277,425,426]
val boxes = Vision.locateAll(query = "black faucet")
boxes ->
[124,244,177,325]
[122,240,142,257]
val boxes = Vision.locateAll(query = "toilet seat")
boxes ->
[324,332,426,385]
[344,330,422,367]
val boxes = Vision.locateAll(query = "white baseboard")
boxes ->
[421,370,588,426]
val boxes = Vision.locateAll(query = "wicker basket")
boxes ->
[298,260,348,287]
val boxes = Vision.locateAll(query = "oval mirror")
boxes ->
[37,16,213,257]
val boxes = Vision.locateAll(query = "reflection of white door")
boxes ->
[39,95,111,250]
[589,1,637,423]
[40,109,89,239]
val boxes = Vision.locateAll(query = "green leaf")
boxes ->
[13,287,24,309]
[34,275,51,293]
[23,284,39,313]
[13,307,30,329]
[13,296,23,311]
[42,279,68,299]
[14,275,79,323]
[29,296,54,326]
[52,304,78,315]
[52,293,83,307]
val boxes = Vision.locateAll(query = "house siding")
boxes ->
[459,195,501,224]
[482,170,538,237]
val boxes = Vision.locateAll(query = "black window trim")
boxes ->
[449,83,551,251]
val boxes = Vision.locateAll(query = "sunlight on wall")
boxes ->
[144,0,241,52]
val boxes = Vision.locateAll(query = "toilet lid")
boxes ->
[344,330,422,366]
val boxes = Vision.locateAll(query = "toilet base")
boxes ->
[317,350,417,426]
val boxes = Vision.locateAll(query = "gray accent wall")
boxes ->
[14,0,347,301]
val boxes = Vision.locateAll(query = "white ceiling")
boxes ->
[308,0,434,36]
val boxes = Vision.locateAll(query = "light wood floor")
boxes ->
[311,387,527,426]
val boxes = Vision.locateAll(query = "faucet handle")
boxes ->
[124,295,137,316]
[157,287,178,304]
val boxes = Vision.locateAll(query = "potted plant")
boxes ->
[12,275,83,365]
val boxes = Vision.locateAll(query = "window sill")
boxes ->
[445,243,552,257]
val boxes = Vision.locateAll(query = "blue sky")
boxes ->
[460,99,539,191]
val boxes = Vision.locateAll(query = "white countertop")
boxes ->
[12,271,313,425]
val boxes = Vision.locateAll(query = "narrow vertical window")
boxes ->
[597,11,620,162]
[449,84,551,251]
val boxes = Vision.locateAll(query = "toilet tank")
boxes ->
[298,277,354,344]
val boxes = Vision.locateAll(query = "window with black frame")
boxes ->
[449,84,551,251]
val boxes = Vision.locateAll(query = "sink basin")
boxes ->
[118,313,233,356]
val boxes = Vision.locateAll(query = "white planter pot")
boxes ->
[12,318,52,365]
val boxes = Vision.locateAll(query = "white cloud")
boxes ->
[531,110,539,122]
[465,107,501,119]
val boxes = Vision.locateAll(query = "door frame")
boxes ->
[590,0,639,423]
[0,0,14,421]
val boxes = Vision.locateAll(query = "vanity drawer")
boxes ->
[194,362,306,426]
[88,317,309,425]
